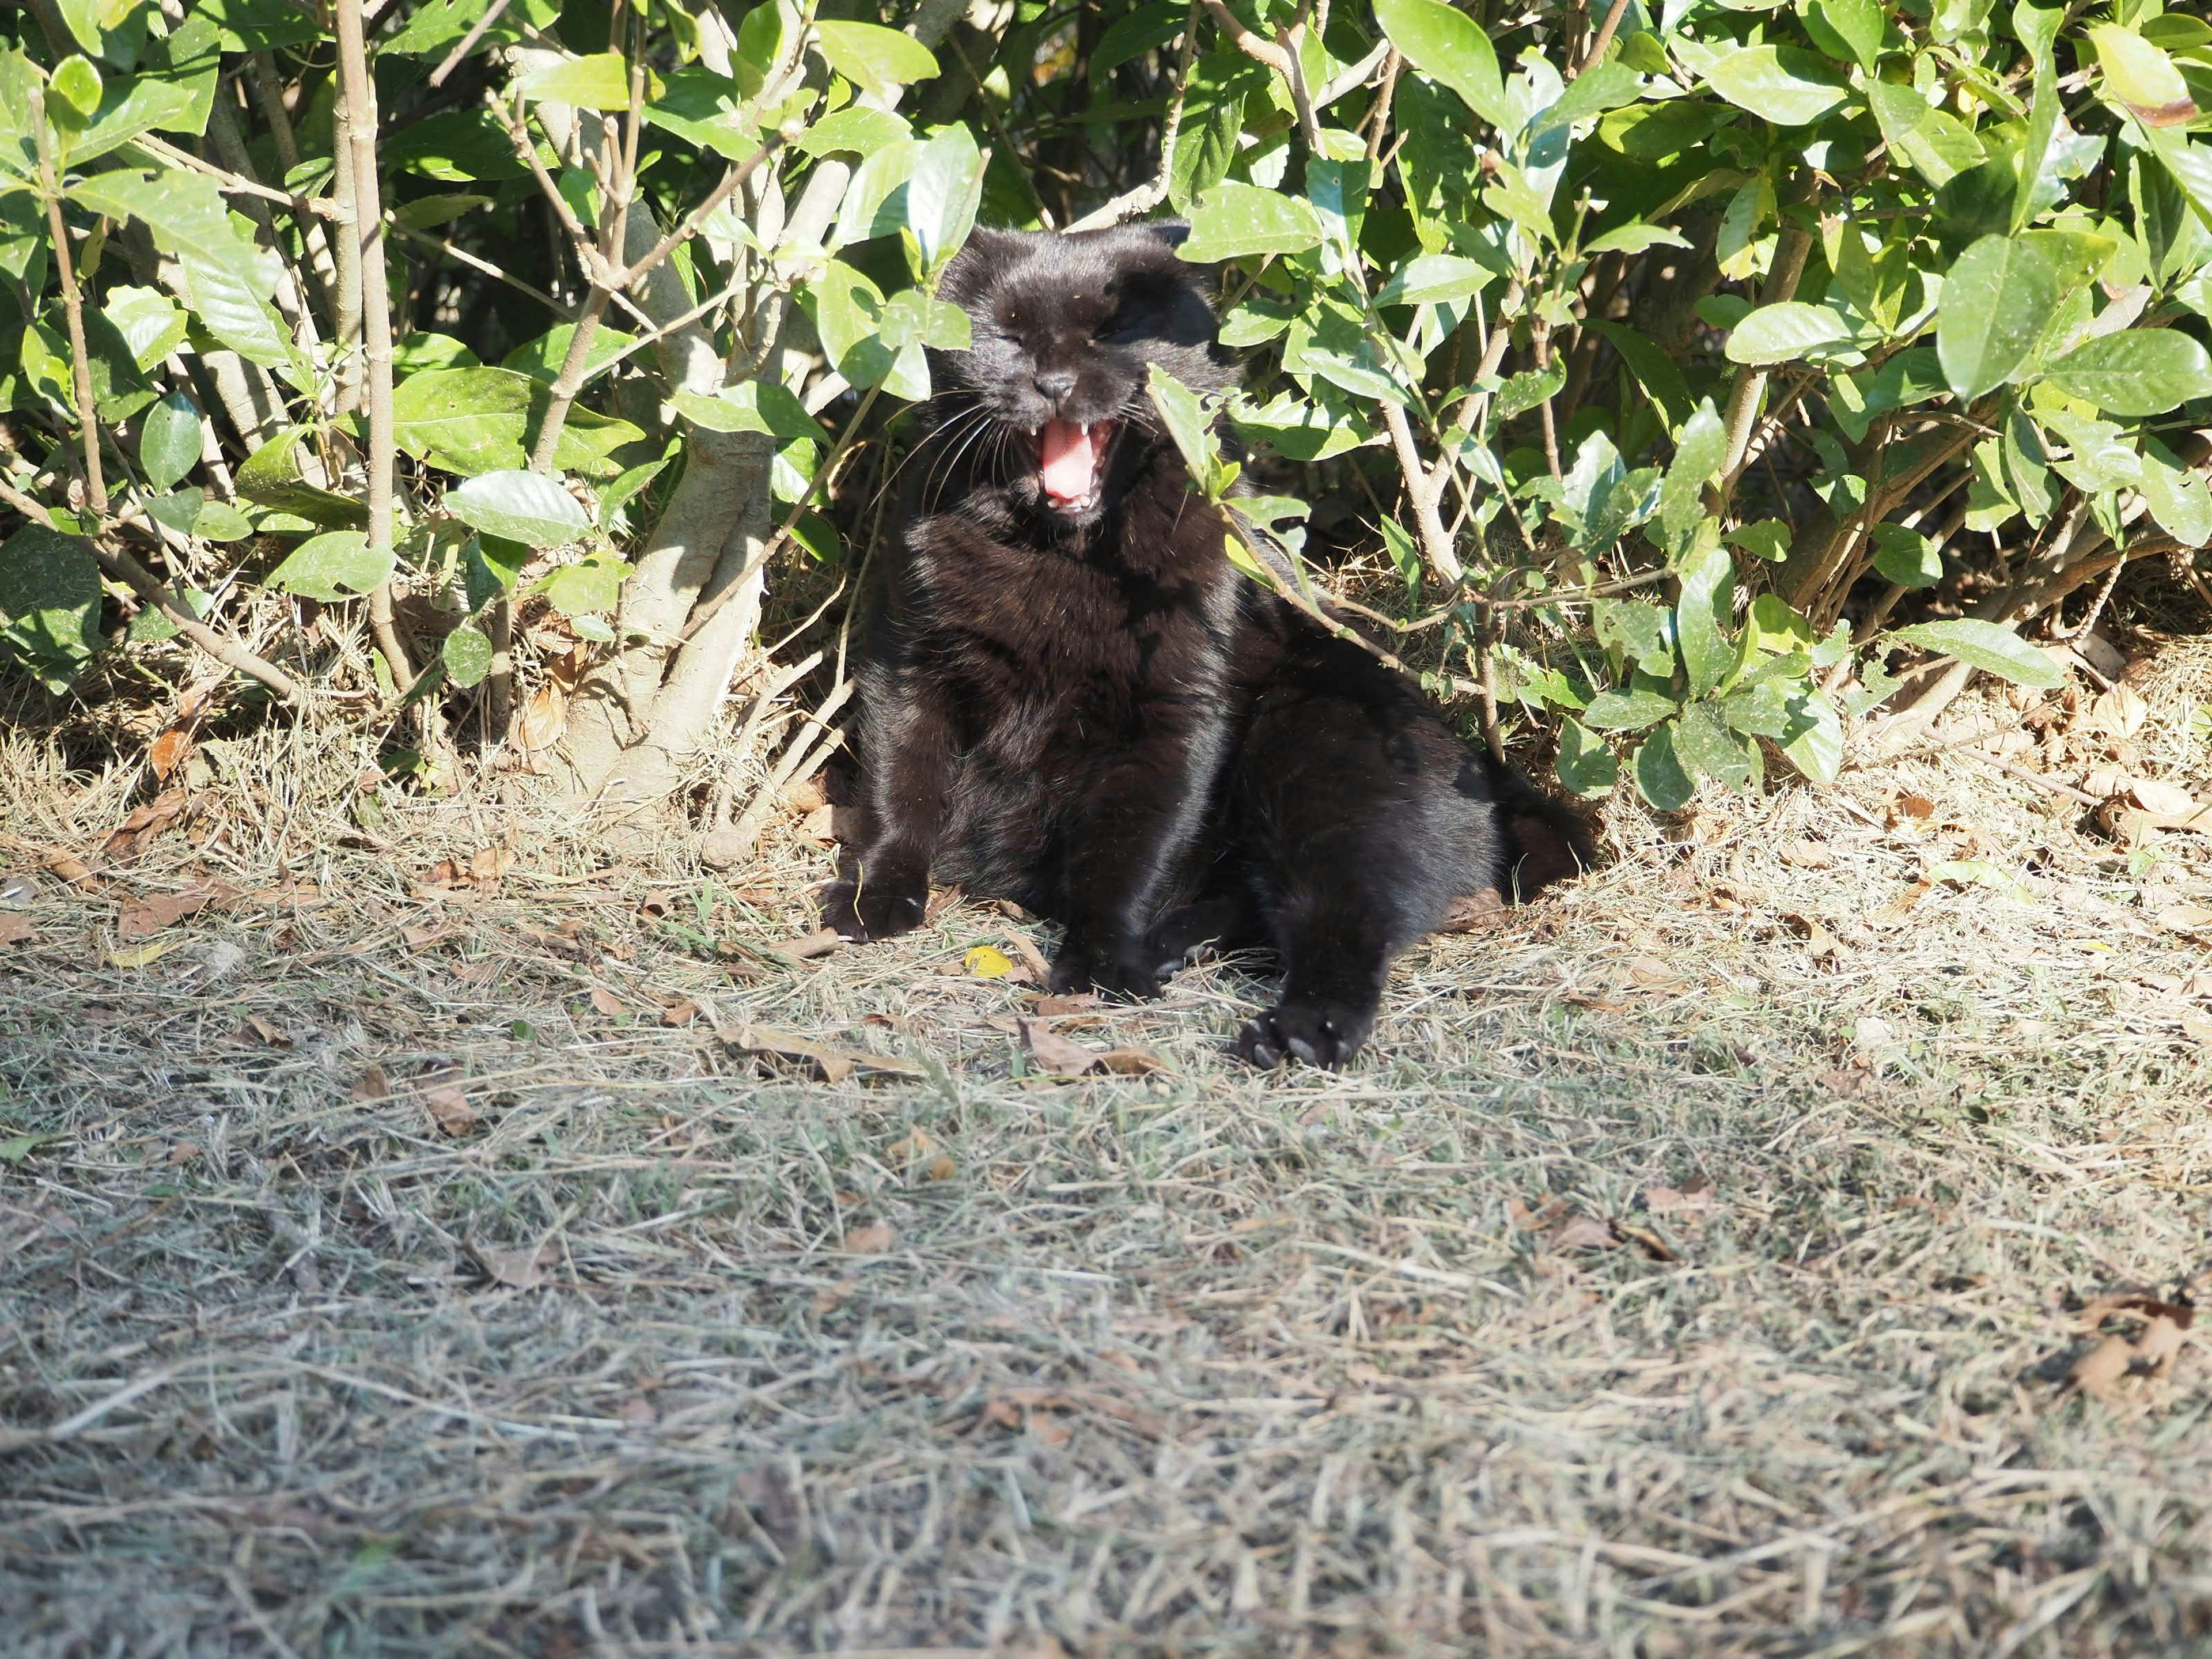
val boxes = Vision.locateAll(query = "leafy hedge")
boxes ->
[0,0,2205,812]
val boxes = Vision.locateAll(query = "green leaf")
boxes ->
[2141,435,2212,548]
[1593,597,1675,676]
[533,553,628,618]
[906,122,984,272]
[1555,717,1618,798]
[1703,46,1852,127]
[138,391,202,491]
[1781,690,1844,782]
[234,428,367,527]
[1581,687,1678,732]
[1660,400,1725,544]
[794,107,911,160]
[1674,529,1734,698]
[1673,701,1753,790]
[1936,234,2061,402]
[1093,2,1187,75]
[1889,619,2063,689]
[445,469,588,548]
[391,368,643,475]
[194,498,252,541]
[1583,224,1692,257]
[2088,24,2195,122]
[1725,520,1792,563]
[105,285,188,370]
[1146,364,1222,487]
[501,324,636,386]
[178,253,293,371]
[668,380,820,441]
[1374,252,1498,309]
[1494,365,1565,424]
[1870,522,1942,588]
[1632,722,1695,810]
[1374,0,1509,130]
[395,332,479,374]
[1863,79,1982,187]
[267,530,395,602]
[1585,321,1694,427]
[813,21,938,101]
[0,1131,65,1165]
[0,524,102,671]
[52,54,102,117]
[1809,0,1884,73]
[442,624,495,688]
[1725,301,1855,365]
[2043,330,2212,416]
[67,168,262,283]
[520,51,639,111]
[832,138,919,248]
[1179,182,1324,263]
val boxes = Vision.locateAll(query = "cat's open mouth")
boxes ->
[1037,418,1115,514]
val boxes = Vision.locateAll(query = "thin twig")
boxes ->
[429,0,516,86]
[387,222,570,317]
[337,0,413,694]
[33,92,105,517]
[1571,0,1635,79]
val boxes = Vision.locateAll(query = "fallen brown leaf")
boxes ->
[101,789,188,859]
[1548,1214,1622,1252]
[1438,888,1506,931]
[660,999,699,1027]
[0,914,33,946]
[234,1013,291,1049]
[468,1237,557,1290]
[1031,993,1100,1016]
[1508,1195,1568,1232]
[1006,931,1053,980]
[1780,839,1836,870]
[148,728,194,782]
[589,986,627,1018]
[1096,1047,1168,1075]
[730,1025,921,1082]
[422,1074,480,1137]
[512,683,569,757]
[2067,1294,2195,1401]
[117,879,238,940]
[842,1223,895,1253]
[470,847,514,885]
[351,1065,391,1103]
[402,923,454,949]
[1783,912,1840,960]
[812,1279,855,1314]
[770,927,843,961]
[45,851,97,889]
[2128,778,2201,819]
[1020,1018,1102,1075]
[782,775,828,814]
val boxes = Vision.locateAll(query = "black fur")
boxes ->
[823,225,1589,1067]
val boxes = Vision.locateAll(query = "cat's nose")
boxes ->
[1033,369,1077,406]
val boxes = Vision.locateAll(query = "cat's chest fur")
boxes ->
[903,482,1237,755]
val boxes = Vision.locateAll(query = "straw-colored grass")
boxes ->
[2,642,2209,1658]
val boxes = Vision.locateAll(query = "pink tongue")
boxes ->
[1039,418,1098,504]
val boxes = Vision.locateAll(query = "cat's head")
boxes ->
[931,224,1234,525]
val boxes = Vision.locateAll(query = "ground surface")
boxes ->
[3,657,2211,1658]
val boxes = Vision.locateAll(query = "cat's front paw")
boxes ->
[1049,936,1162,1001]
[821,874,927,942]
[1235,999,1375,1070]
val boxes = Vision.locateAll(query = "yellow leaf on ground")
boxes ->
[108,939,183,968]
[965,944,1015,978]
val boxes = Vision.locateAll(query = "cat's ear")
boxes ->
[1141,219,1191,252]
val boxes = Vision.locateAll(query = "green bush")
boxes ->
[0,0,2204,816]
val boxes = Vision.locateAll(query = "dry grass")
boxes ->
[3,646,2211,1658]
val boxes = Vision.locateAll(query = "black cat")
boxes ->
[822,224,1588,1067]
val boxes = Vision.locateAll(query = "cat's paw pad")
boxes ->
[1049,940,1162,1001]
[821,877,926,942]
[1235,1000,1374,1070]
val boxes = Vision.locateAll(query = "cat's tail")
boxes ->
[1488,756,1596,900]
